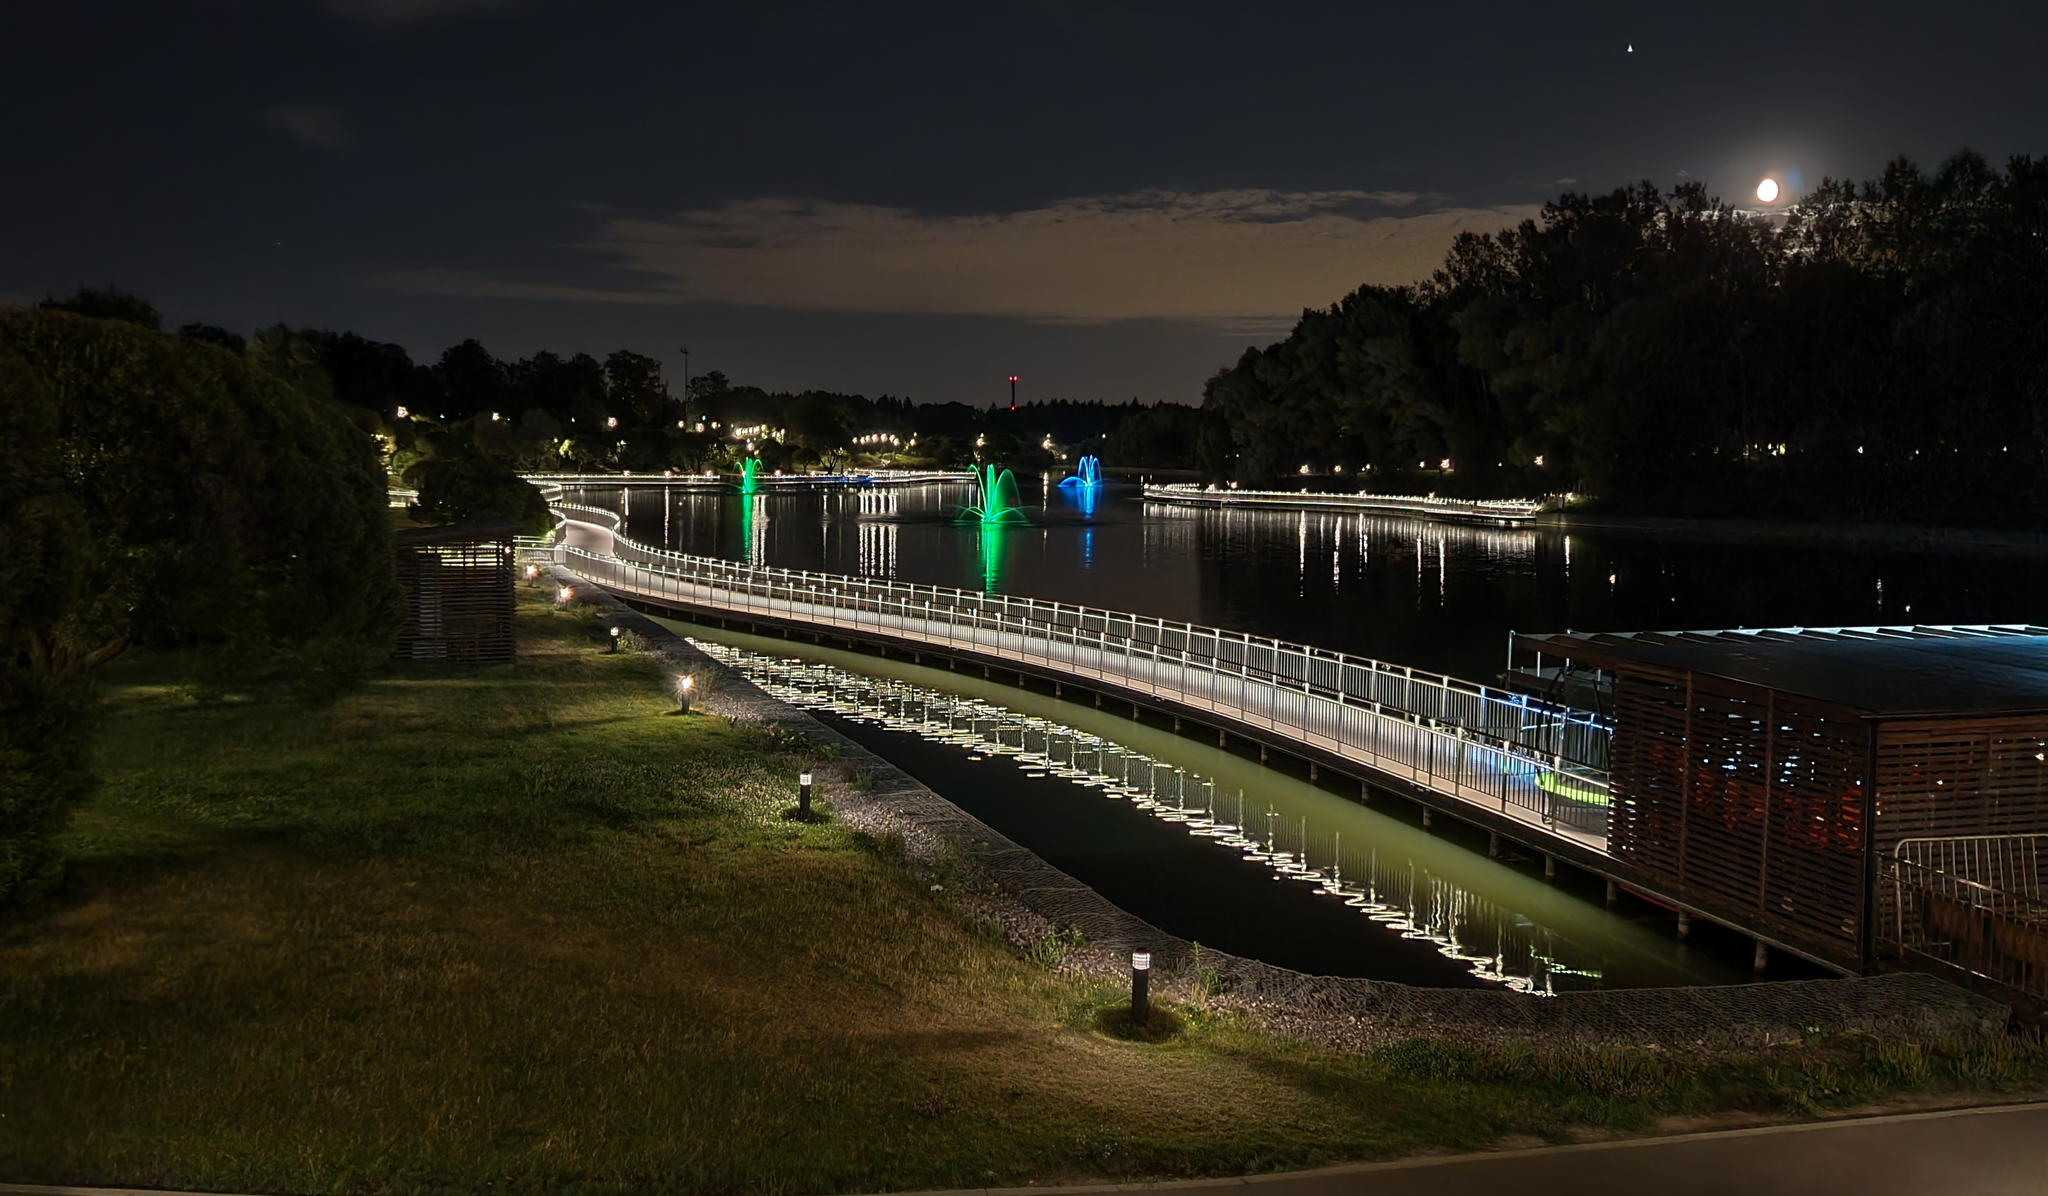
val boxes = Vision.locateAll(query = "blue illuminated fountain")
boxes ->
[1058,455,1104,490]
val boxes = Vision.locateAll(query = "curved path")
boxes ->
[5,1103,2042,1196]
[897,1102,2048,1196]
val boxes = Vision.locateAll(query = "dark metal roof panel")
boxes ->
[1516,625,2048,718]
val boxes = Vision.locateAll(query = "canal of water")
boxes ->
[587,478,2048,989]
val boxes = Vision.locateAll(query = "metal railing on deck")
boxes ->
[547,499,1616,851]
[1883,834,2048,998]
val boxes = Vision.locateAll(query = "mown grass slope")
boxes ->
[3,589,2043,1194]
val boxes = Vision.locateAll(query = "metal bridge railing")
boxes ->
[548,500,1615,852]
[1882,834,2048,999]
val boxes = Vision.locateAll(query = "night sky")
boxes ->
[6,1,2044,404]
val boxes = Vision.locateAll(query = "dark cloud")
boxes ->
[4,1,2045,400]
[261,106,349,148]
[319,0,528,22]
[392,191,1538,328]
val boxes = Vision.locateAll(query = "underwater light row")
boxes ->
[693,640,1604,994]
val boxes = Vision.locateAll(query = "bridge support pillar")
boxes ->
[1055,683,1062,697]
[1421,808,1432,828]
[1309,763,1318,782]
[1132,703,1141,721]
[1753,940,1769,972]
[1173,716,1181,732]
[1359,781,1369,804]
[1677,911,1691,941]
[983,664,990,678]
[1094,693,1102,709]
[1259,745,1269,763]
[1543,853,1556,881]
[1488,832,1500,858]
[1018,671,1027,687]
[1218,729,1227,748]
[1605,878,1619,905]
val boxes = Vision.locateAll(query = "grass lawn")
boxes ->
[3,588,2045,1195]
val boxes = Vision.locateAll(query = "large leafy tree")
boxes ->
[0,306,402,904]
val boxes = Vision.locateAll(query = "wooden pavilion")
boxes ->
[1516,625,2048,997]
[392,518,519,664]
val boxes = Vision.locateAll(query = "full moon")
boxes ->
[1757,178,1780,204]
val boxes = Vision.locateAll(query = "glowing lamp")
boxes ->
[799,771,815,818]
[557,585,572,604]
[1130,951,1151,1024]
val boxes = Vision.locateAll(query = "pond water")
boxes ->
[657,619,1768,991]
[597,477,2048,683]
[583,478,2046,986]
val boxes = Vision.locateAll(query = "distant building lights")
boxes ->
[490,412,501,421]
[1439,458,1453,470]
[607,417,618,429]
[1534,455,1545,466]
[395,406,408,418]
[1298,464,1311,475]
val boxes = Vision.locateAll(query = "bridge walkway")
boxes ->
[549,504,1614,857]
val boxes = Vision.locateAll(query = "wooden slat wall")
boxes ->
[1876,719,2048,848]
[1610,671,1869,957]
[394,539,515,663]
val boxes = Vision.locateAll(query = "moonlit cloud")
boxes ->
[261,106,349,148]
[391,190,1540,327]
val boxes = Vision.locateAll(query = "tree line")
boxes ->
[1204,150,2048,523]
[2,292,399,905]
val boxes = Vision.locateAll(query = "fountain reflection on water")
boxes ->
[695,639,1602,995]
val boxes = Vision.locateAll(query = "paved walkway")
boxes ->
[6,1103,2043,1196]
[911,1101,2048,1196]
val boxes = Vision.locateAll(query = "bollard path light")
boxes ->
[799,771,814,818]
[675,674,694,715]
[1130,951,1151,1026]
[524,563,539,581]
[607,626,621,654]
[557,585,573,606]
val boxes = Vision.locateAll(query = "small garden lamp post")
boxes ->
[607,626,621,653]
[799,771,814,818]
[557,585,573,607]
[675,674,694,714]
[1130,952,1150,1025]
[524,563,540,581]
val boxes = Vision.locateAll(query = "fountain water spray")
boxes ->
[964,463,1026,523]
[1058,454,1104,489]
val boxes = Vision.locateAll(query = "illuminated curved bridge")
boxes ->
[544,497,1617,862]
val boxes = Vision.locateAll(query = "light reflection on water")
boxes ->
[697,639,1606,994]
[601,480,2048,681]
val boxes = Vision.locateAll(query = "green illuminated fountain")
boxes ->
[962,464,1025,591]
[738,456,763,496]
[964,464,1025,524]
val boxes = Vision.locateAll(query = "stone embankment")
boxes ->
[550,566,2009,1052]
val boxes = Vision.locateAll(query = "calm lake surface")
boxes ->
[578,479,2047,988]
[594,477,2048,682]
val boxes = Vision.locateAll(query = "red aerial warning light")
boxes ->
[1008,375,1019,383]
